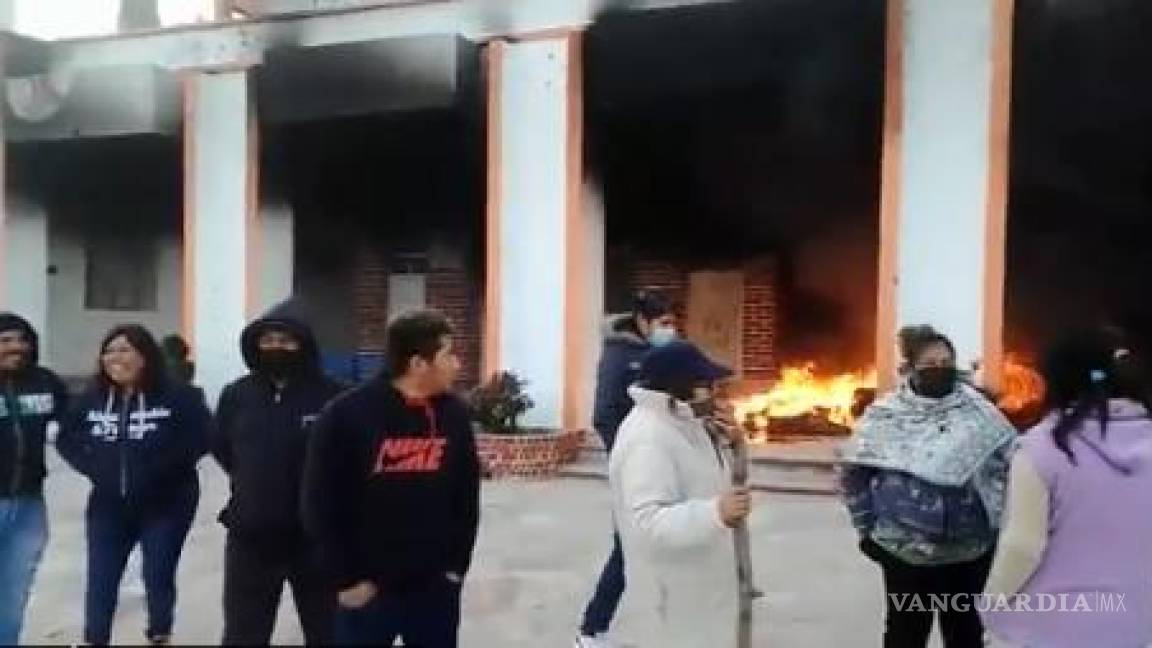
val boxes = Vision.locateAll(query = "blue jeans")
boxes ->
[334,577,461,647]
[580,530,625,636]
[84,486,198,645]
[0,497,48,646]
[581,425,625,636]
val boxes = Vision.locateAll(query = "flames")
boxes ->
[997,354,1047,428]
[997,354,1046,415]
[731,356,1046,439]
[733,364,877,433]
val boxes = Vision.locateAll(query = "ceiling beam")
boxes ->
[31,0,728,75]
[48,1,463,73]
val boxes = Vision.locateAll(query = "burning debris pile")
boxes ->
[732,365,876,441]
[731,357,1047,442]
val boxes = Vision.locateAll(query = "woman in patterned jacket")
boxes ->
[840,326,1015,648]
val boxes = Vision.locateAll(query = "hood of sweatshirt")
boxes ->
[1073,399,1152,474]
[603,313,648,349]
[239,299,321,375]
[0,312,40,373]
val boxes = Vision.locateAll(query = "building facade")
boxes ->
[0,0,1014,432]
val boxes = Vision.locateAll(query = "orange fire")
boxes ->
[733,364,877,430]
[998,354,1046,416]
[732,355,1046,436]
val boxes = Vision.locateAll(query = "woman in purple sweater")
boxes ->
[983,327,1152,648]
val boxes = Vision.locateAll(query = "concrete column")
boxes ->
[484,34,602,431]
[0,199,49,338]
[183,68,256,404]
[876,0,1014,389]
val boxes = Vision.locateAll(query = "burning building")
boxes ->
[2,0,1147,438]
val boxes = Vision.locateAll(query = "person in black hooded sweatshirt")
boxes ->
[303,310,480,648]
[212,300,344,646]
[0,313,68,647]
[56,324,209,646]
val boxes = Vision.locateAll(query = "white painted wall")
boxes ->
[187,70,251,405]
[895,0,995,368]
[29,195,285,381]
[580,179,606,431]
[44,225,181,377]
[1,197,49,344]
[255,199,294,314]
[495,39,571,429]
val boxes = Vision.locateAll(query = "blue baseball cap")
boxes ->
[641,340,734,385]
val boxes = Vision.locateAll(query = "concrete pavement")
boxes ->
[22,450,945,647]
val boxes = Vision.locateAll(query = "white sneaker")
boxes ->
[574,634,617,648]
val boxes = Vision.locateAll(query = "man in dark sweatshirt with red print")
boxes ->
[303,310,480,648]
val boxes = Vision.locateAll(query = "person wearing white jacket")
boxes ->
[608,340,751,648]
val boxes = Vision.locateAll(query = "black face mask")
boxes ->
[258,349,303,379]
[912,367,958,399]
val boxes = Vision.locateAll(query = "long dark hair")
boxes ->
[1042,326,1152,464]
[94,325,168,395]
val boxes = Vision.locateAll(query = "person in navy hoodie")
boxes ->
[56,325,209,646]
[303,310,480,648]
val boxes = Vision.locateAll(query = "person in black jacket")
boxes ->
[0,313,68,646]
[56,325,209,646]
[213,301,344,646]
[577,290,676,648]
[303,310,480,648]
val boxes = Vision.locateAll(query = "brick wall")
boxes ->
[427,268,482,387]
[630,259,689,318]
[352,244,481,387]
[353,245,390,351]
[742,259,778,380]
[629,256,778,382]
[357,247,772,388]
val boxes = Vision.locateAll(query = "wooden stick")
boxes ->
[706,414,755,648]
[730,429,754,648]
